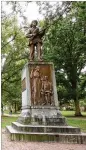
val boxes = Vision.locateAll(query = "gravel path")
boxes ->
[2,129,86,150]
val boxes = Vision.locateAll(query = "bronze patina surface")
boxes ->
[30,64,54,106]
[26,20,45,61]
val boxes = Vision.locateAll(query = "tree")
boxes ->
[1,1,40,112]
[1,16,28,112]
[39,2,86,116]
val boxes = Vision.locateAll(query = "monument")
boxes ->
[6,20,86,144]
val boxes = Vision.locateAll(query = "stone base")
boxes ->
[6,124,86,144]
[11,122,81,134]
[6,106,86,144]
[17,106,67,126]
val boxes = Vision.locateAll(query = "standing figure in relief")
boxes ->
[40,76,53,105]
[30,66,41,105]
[26,20,45,61]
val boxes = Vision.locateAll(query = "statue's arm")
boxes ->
[39,28,46,37]
[26,29,33,38]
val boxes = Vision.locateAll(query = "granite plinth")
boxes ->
[12,122,81,134]
[17,106,67,125]
[6,125,86,144]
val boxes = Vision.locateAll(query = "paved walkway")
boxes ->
[2,129,86,150]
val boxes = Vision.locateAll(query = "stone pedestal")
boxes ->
[17,62,66,125]
[6,62,86,144]
[21,62,58,107]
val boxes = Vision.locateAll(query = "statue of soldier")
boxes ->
[26,20,45,61]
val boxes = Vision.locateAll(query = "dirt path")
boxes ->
[2,129,86,150]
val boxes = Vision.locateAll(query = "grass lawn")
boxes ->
[61,111,86,117]
[67,118,86,132]
[61,111,86,132]
[1,111,86,133]
[1,116,18,128]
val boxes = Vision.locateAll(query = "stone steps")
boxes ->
[12,122,81,134]
[6,125,86,144]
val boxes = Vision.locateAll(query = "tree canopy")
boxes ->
[1,17,28,111]
[39,1,86,116]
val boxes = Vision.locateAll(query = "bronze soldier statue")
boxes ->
[26,20,45,61]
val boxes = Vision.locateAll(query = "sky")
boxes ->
[2,1,44,24]
[1,1,59,24]
[22,2,43,22]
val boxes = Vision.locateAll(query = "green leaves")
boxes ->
[1,16,27,107]
[41,2,86,115]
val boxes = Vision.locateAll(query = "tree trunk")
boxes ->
[71,79,82,116]
[74,99,82,116]
[15,102,16,113]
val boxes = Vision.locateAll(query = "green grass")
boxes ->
[61,111,86,132]
[1,116,18,128]
[61,111,86,117]
[67,118,86,132]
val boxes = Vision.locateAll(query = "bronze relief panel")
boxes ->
[29,64,54,106]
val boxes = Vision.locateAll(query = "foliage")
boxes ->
[37,2,72,21]
[39,2,86,116]
[1,1,33,110]
[1,16,28,109]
